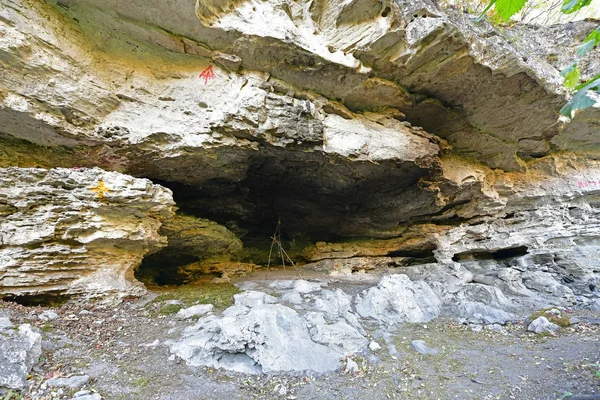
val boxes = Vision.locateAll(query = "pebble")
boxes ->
[345,358,359,374]
[470,324,483,333]
[71,394,101,400]
[368,340,382,352]
[39,311,59,321]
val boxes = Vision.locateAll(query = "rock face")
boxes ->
[0,168,174,298]
[0,0,599,310]
[0,317,42,390]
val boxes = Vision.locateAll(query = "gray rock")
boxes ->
[39,311,59,321]
[344,358,359,374]
[232,291,278,308]
[304,312,368,356]
[170,302,341,374]
[0,323,42,390]
[590,299,600,312]
[355,275,441,324]
[411,340,439,355]
[47,375,90,388]
[527,316,560,334]
[0,318,13,330]
[485,324,505,332]
[175,304,214,320]
[292,280,324,293]
[280,291,303,305]
[453,301,515,325]
[71,391,101,400]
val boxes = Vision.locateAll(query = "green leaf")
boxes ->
[563,65,580,89]
[495,0,528,20]
[577,27,600,57]
[560,392,573,399]
[475,0,497,23]
[575,73,600,90]
[562,0,592,14]
[596,370,600,378]
[561,75,600,117]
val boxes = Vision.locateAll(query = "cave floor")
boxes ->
[3,271,600,400]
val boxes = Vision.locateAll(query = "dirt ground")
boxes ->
[2,273,600,400]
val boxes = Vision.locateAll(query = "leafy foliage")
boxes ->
[561,0,592,14]
[495,0,528,19]
[577,27,600,57]
[560,74,600,116]
[560,63,581,89]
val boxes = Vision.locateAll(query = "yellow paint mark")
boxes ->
[90,179,109,200]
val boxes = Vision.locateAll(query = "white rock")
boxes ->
[39,311,59,321]
[171,302,341,374]
[368,341,382,352]
[527,316,560,334]
[344,358,359,374]
[0,323,42,390]
[355,275,441,324]
[175,304,214,319]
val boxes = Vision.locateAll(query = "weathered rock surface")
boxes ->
[0,317,42,390]
[355,274,441,324]
[0,0,599,317]
[0,167,174,298]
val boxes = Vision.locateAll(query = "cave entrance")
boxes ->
[452,246,529,262]
[2,293,70,307]
[135,252,198,286]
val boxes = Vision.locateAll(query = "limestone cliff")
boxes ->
[0,0,599,310]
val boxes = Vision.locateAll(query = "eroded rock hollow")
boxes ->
[0,0,599,320]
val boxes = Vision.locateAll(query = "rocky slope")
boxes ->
[0,0,599,316]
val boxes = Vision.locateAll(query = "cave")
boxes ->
[452,246,529,262]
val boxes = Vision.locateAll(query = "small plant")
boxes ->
[529,308,571,328]
[132,376,150,387]
[158,303,182,315]
[3,391,23,400]
[150,282,240,311]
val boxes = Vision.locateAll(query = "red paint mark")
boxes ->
[577,180,600,188]
[199,65,215,84]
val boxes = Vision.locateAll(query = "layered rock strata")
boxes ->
[0,0,599,305]
[0,168,174,298]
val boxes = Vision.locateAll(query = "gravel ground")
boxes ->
[1,276,600,400]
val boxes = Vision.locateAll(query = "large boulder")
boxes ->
[355,274,441,324]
